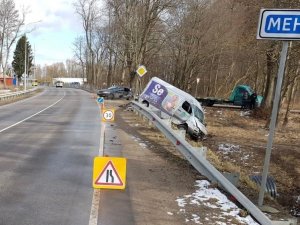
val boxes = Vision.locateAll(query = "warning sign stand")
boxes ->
[93,157,127,190]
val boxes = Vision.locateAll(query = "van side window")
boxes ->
[182,101,192,114]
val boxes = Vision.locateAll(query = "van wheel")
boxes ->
[142,100,149,107]
[177,123,188,131]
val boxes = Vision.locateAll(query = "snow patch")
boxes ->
[240,111,251,117]
[139,143,147,149]
[175,180,259,225]
[218,143,240,154]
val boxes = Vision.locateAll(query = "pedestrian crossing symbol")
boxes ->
[93,157,126,189]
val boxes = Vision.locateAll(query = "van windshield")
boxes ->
[193,105,204,123]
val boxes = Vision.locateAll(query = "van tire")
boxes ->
[142,100,149,107]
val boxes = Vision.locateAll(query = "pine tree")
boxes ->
[12,35,33,81]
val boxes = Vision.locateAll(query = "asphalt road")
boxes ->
[0,87,100,225]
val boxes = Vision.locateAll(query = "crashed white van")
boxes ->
[139,77,207,139]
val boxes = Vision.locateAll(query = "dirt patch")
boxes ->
[101,100,300,224]
[202,106,300,219]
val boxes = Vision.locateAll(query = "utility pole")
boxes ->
[24,36,27,91]
[33,44,36,80]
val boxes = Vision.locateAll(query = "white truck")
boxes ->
[139,77,207,140]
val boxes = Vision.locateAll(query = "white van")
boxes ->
[139,77,207,139]
[55,81,63,88]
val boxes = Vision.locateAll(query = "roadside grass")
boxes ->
[117,100,300,216]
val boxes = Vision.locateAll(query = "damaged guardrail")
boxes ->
[131,101,273,225]
[0,89,37,101]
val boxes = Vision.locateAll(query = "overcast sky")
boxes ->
[14,0,84,66]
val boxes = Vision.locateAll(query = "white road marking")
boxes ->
[89,103,105,225]
[88,189,101,225]
[0,94,65,133]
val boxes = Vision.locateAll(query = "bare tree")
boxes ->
[0,0,24,88]
[73,36,87,80]
[71,0,300,126]
[74,0,102,87]
[106,0,174,91]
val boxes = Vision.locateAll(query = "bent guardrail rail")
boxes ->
[0,89,38,101]
[131,101,273,225]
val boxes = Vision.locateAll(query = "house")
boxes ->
[0,74,14,86]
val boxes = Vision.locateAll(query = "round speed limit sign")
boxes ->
[102,109,115,122]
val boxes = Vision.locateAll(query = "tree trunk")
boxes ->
[207,47,217,96]
[213,47,223,95]
[282,79,297,127]
[107,49,113,87]
[263,43,278,109]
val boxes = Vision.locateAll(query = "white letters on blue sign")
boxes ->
[283,18,292,31]
[152,84,164,96]
[258,9,300,40]
[266,16,300,32]
[267,17,280,31]
[294,18,300,31]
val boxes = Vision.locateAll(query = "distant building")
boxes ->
[52,77,86,86]
[0,74,14,86]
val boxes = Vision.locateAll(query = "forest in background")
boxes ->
[72,0,300,125]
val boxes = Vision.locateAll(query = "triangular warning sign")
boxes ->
[95,161,123,186]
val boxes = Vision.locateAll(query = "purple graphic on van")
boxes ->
[140,80,168,109]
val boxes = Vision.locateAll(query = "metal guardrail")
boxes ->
[131,101,273,225]
[290,109,300,114]
[0,89,37,101]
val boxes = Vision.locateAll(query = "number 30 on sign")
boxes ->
[102,109,115,122]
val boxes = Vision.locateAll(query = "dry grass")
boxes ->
[207,149,241,173]
[117,101,299,217]
[203,106,300,216]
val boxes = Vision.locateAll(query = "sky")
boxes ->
[14,0,84,66]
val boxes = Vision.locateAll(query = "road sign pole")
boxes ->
[136,65,147,96]
[258,41,289,207]
[99,123,105,156]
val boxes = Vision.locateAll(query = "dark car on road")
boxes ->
[97,86,133,100]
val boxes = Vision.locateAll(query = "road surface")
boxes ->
[0,88,100,225]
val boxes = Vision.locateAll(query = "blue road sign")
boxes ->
[97,97,104,103]
[257,9,300,40]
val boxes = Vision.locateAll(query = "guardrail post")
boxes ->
[195,146,207,158]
